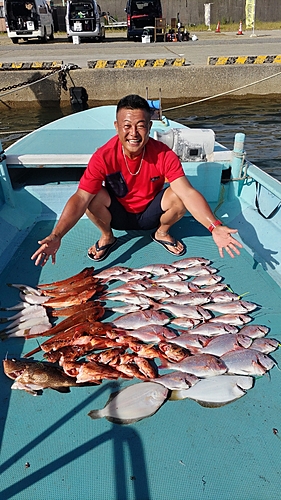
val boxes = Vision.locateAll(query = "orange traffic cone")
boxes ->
[215,21,221,33]
[237,20,243,35]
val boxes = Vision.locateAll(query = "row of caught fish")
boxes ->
[86,259,278,422]
[0,268,104,337]
[2,357,255,422]
[2,259,279,424]
[0,259,257,339]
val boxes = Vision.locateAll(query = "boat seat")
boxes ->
[154,128,215,161]
[5,154,92,168]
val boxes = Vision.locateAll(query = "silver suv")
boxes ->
[65,0,105,42]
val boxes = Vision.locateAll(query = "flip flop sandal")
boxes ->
[88,238,117,262]
[150,232,185,257]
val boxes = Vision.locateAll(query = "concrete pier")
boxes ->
[0,30,281,107]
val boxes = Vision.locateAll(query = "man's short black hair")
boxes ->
[116,94,151,115]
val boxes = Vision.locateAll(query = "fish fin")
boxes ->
[104,389,121,405]
[196,399,234,408]
[273,359,280,371]
[52,387,71,393]
[11,380,42,395]
[25,389,42,396]
[88,409,103,420]
[106,415,146,425]
[261,371,271,381]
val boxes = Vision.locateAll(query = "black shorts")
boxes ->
[108,188,167,230]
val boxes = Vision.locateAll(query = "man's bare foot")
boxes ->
[152,229,185,256]
[88,237,117,261]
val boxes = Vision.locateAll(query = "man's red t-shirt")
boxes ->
[79,135,184,213]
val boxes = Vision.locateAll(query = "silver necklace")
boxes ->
[122,146,145,176]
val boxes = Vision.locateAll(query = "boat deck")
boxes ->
[1,217,281,500]
[1,104,281,499]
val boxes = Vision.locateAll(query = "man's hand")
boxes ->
[211,226,243,258]
[31,234,61,266]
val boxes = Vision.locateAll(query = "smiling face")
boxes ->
[114,107,152,159]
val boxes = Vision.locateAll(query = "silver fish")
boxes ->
[111,271,152,282]
[138,286,177,299]
[209,291,240,302]
[238,325,269,338]
[160,292,211,306]
[170,375,254,407]
[19,292,50,305]
[122,324,177,343]
[168,332,209,349]
[0,307,48,328]
[136,324,177,340]
[208,314,252,325]
[200,334,253,356]
[137,264,177,275]
[0,302,34,311]
[106,293,155,306]
[95,266,130,279]
[154,273,186,283]
[152,371,199,390]
[250,338,279,354]
[168,317,201,328]
[109,304,146,314]
[190,275,223,286]
[88,381,168,424]
[106,280,151,294]
[111,310,170,329]
[221,349,276,376]
[157,281,199,293]
[0,323,52,338]
[178,266,218,277]
[159,353,227,377]
[0,304,47,323]
[202,300,257,314]
[154,303,212,321]
[191,322,239,336]
[0,316,51,335]
[7,283,42,296]
[171,257,211,268]
[198,284,227,293]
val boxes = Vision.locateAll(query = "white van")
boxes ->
[66,0,105,42]
[4,0,54,43]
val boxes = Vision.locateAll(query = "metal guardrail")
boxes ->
[104,14,127,29]
[105,22,127,28]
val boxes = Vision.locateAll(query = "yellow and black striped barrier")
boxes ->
[208,55,281,65]
[87,58,186,69]
[0,61,63,70]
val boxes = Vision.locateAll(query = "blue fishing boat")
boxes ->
[0,101,280,500]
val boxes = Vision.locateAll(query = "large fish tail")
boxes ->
[88,409,103,420]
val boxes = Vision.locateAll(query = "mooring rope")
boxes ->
[162,70,281,112]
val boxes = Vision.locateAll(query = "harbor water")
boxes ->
[1,97,280,181]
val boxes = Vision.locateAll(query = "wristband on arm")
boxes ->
[208,220,222,232]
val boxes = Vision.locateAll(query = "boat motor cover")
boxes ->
[154,128,215,161]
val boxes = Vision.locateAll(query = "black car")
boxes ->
[125,0,162,40]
